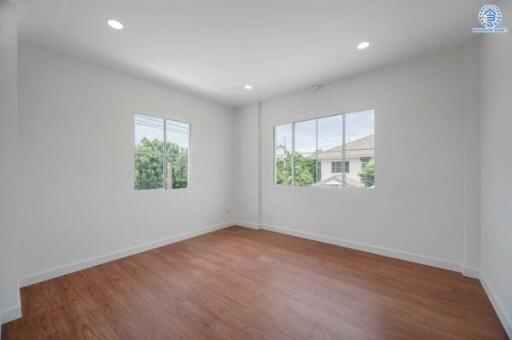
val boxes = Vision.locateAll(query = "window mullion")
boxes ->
[273,127,276,185]
[188,124,191,188]
[163,119,168,190]
[342,114,346,187]
[291,122,295,186]
[315,118,319,183]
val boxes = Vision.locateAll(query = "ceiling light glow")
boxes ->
[107,19,124,30]
[357,41,370,50]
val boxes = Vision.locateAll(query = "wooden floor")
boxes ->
[2,226,507,340]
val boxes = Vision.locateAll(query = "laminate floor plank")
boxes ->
[2,226,507,339]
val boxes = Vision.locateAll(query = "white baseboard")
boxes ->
[19,222,231,288]
[231,221,261,230]
[0,304,21,326]
[260,224,512,335]
[462,266,480,279]
[260,224,462,272]
[7,221,509,338]
[480,273,512,338]
[1,222,232,326]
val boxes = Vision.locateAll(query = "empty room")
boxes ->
[1,0,511,339]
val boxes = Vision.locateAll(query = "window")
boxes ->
[294,119,318,186]
[274,110,375,188]
[274,124,293,185]
[331,161,349,173]
[134,114,190,190]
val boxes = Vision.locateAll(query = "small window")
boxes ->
[134,114,190,190]
[331,161,349,173]
[274,110,374,188]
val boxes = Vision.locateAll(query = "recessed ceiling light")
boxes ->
[244,84,253,90]
[357,41,370,50]
[107,19,124,30]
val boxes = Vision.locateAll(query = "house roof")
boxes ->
[317,135,374,160]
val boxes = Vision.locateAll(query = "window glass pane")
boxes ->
[345,110,375,188]
[166,120,190,189]
[135,114,165,145]
[317,115,343,187]
[274,124,292,185]
[134,114,164,190]
[294,119,317,187]
[135,152,164,190]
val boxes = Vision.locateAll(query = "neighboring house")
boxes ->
[316,135,375,187]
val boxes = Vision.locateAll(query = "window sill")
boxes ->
[272,184,375,191]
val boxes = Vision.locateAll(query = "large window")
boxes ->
[134,114,190,190]
[273,110,375,188]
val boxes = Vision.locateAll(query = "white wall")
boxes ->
[0,0,20,324]
[11,42,234,303]
[3,13,508,333]
[235,45,481,271]
[232,104,260,226]
[480,0,512,335]
[462,37,482,274]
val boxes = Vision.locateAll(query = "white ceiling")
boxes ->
[16,0,484,107]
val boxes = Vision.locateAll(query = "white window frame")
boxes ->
[273,109,375,189]
[134,114,191,191]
